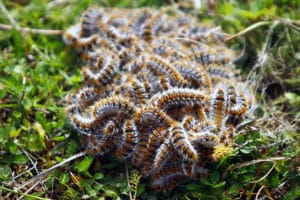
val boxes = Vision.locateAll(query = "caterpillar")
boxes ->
[170,124,198,162]
[210,87,226,129]
[150,165,185,192]
[153,137,172,170]
[114,119,137,159]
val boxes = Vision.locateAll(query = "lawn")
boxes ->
[0,0,299,199]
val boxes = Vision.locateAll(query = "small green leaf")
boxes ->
[59,173,70,184]
[93,183,104,192]
[285,92,300,108]
[235,134,245,144]
[269,173,280,187]
[186,183,202,191]
[240,147,251,154]
[6,139,18,153]
[75,155,94,173]
[93,172,104,180]
[210,171,220,184]
[23,192,43,200]
[146,194,157,200]
[228,184,240,195]
[212,181,226,189]
[52,136,66,142]
[0,88,7,99]
[104,189,118,198]
[0,165,10,180]
[4,154,28,164]
[33,122,46,139]
[200,178,211,186]
[9,128,22,138]
[85,184,97,197]
[13,111,23,119]
[137,183,145,196]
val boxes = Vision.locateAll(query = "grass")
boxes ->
[0,0,299,199]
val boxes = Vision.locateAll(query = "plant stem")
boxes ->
[0,23,64,35]
[0,186,49,200]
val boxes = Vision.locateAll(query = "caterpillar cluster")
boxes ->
[64,7,255,192]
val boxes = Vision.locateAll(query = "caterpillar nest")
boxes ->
[64,7,255,192]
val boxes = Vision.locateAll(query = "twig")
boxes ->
[0,23,64,35]
[225,18,300,42]
[173,37,218,54]
[21,148,40,175]
[246,20,280,90]
[16,151,86,190]
[225,21,273,42]
[255,185,266,200]
[264,187,275,200]
[174,36,215,48]
[250,163,276,184]
[230,156,289,170]
[236,119,256,131]
[14,166,37,180]
[17,180,46,200]
[125,162,134,200]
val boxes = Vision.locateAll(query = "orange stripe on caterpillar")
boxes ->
[196,105,209,126]
[170,124,198,162]
[210,87,226,129]
[114,119,137,159]
[157,74,170,91]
